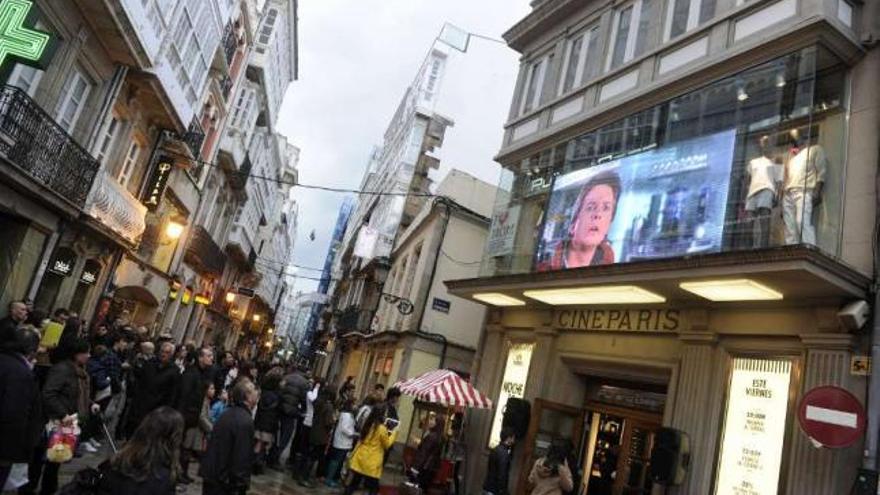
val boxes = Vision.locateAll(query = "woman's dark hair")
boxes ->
[360,402,388,439]
[320,383,338,403]
[568,170,623,237]
[543,437,571,475]
[111,406,184,482]
[362,395,378,408]
[261,367,284,391]
[341,398,356,413]
[431,414,446,435]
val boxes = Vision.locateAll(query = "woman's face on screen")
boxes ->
[572,184,615,248]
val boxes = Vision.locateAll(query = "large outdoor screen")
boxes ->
[535,129,737,271]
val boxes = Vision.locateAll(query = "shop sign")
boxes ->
[79,259,100,285]
[237,287,255,297]
[142,156,174,212]
[555,308,680,332]
[181,287,192,305]
[0,0,56,74]
[488,342,534,448]
[48,247,76,276]
[486,205,520,257]
[431,298,451,314]
[715,358,792,495]
[194,293,210,305]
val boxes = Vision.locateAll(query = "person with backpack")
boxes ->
[343,403,398,495]
[62,406,184,494]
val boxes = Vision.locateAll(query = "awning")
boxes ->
[394,369,493,409]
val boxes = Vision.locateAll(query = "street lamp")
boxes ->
[253,314,261,322]
[225,292,236,303]
[267,327,274,335]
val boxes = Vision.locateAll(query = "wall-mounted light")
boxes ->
[736,87,749,102]
[267,327,274,335]
[679,279,782,301]
[775,73,786,88]
[225,292,236,303]
[165,220,185,240]
[472,293,526,306]
[253,314,261,322]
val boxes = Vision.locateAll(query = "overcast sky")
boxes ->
[276,0,531,295]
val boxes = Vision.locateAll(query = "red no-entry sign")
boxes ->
[797,386,866,448]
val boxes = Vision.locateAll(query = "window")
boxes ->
[8,64,43,97]
[117,140,141,188]
[559,26,600,95]
[520,55,551,115]
[666,0,716,39]
[95,117,119,165]
[168,0,220,106]
[607,0,656,70]
[256,8,278,54]
[56,67,92,133]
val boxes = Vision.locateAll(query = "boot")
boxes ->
[324,459,341,487]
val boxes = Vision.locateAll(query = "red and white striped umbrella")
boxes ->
[394,369,493,409]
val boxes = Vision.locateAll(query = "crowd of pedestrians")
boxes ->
[0,300,562,495]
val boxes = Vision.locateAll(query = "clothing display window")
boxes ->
[480,45,848,277]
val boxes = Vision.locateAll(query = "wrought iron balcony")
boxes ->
[0,85,99,208]
[336,305,371,336]
[222,22,238,66]
[185,225,227,277]
[182,118,205,159]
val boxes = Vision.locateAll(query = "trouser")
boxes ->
[290,424,311,477]
[342,472,379,495]
[783,188,816,245]
[325,447,349,482]
[298,442,326,481]
[269,415,298,465]
[749,208,772,248]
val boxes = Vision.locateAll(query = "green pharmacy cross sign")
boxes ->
[0,0,54,75]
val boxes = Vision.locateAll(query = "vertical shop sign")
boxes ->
[142,156,174,211]
[715,358,792,495]
[488,342,534,448]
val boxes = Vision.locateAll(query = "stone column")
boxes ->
[668,332,726,495]
[523,325,559,403]
[784,333,859,495]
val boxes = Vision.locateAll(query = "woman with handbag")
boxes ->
[344,403,398,495]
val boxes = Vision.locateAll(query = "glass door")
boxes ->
[516,399,587,495]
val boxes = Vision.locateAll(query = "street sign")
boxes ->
[431,297,451,314]
[0,0,55,73]
[237,287,255,297]
[851,356,871,376]
[797,386,866,448]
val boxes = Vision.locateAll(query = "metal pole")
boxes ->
[863,286,880,470]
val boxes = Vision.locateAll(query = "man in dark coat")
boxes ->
[0,300,28,349]
[175,347,214,480]
[269,364,310,467]
[200,378,258,495]
[213,351,236,393]
[0,326,41,488]
[483,427,516,495]
[126,341,179,437]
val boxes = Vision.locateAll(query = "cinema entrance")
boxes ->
[516,375,668,495]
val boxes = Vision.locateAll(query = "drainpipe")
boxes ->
[865,286,880,470]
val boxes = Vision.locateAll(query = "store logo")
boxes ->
[52,260,70,274]
[0,0,55,72]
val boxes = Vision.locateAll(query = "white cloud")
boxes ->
[277,0,531,294]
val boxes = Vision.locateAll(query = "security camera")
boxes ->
[838,300,870,331]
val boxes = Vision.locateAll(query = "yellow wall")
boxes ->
[396,348,441,446]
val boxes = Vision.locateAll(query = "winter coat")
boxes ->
[183,397,213,452]
[349,424,397,479]
[527,458,573,495]
[0,351,42,462]
[176,364,214,428]
[254,389,280,434]
[309,397,336,446]
[412,430,443,477]
[199,404,255,493]
[278,371,309,417]
[132,359,179,420]
[86,350,122,395]
[43,359,90,420]
[332,411,357,450]
[98,463,175,495]
[483,444,513,495]
[210,400,227,424]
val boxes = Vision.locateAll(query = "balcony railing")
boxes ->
[221,76,234,100]
[0,85,99,208]
[222,22,238,66]
[183,118,205,159]
[185,225,227,276]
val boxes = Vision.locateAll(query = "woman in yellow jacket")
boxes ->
[344,403,398,495]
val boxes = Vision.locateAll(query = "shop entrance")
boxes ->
[517,380,666,495]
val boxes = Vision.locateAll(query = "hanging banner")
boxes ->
[486,205,520,257]
[715,358,792,495]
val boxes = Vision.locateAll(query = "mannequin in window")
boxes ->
[745,135,782,248]
[782,127,826,245]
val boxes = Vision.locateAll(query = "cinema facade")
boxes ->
[446,0,879,494]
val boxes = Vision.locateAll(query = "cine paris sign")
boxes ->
[0,0,56,77]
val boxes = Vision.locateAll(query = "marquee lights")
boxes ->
[0,0,54,71]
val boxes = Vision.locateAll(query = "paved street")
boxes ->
[56,446,408,495]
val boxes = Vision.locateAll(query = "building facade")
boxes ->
[0,0,301,349]
[447,1,878,494]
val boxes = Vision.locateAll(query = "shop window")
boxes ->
[483,46,848,277]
